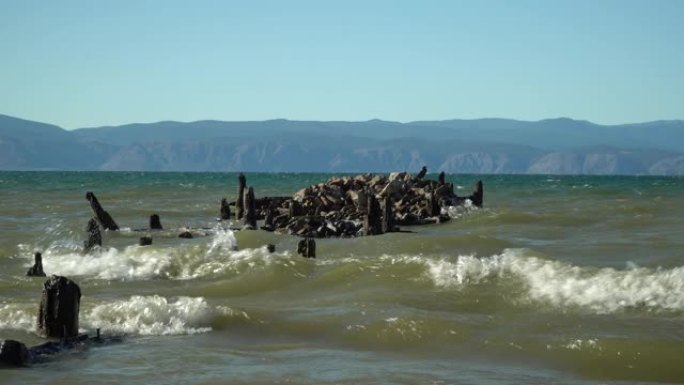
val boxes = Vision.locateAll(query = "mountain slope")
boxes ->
[1,114,683,174]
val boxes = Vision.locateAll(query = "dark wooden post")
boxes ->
[243,186,257,229]
[428,193,441,217]
[85,192,119,231]
[220,198,231,220]
[470,180,483,207]
[382,196,395,233]
[37,276,81,339]
[0,340,29,367]
[438,171,445,185]
[235,173,246,220]
[364,192,383,236]
[297,237,316,258]
[84,218,102,252]
[139,236,152,246]
[149,214,163,230]
[26,252,46,277]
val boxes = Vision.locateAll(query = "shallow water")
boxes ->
[1,172,683,384]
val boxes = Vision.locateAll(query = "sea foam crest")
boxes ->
[84,295,213,336]
[425,249,684,314]
[35,228,272,281]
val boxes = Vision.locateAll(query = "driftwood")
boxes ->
[85,192,119,231]
[26,252,46,277]
[229,167,482,238]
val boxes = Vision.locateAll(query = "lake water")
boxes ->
[1,171,683,384]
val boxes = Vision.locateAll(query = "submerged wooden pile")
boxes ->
[229,168,483,238]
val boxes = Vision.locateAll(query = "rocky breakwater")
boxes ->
[228,169,483,238]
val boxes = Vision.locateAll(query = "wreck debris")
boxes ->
[235,173,246,220]
[149,214,163,230]
[26,252,46,277]
[85,192,119,231]
[297,237,316,258]
[84,218,102,252]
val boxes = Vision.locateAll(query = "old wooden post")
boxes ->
[149,214,163,230]
[438,171,445,185]
[220,198,231,220]
[382,196,395,233]
[471,180,483,207]
[84,218,102,252]
[243,186,257,229]
[85,192,119,231]
[364,192,383,236]
[416,166,428,179]
[37,275,81,339]
[139,236,152,246]
[297,237,316,258]
[235,173,246,220]
[26,252,46,277]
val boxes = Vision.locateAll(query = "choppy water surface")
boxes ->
[1,172,683,384]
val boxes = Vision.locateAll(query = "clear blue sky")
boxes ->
[1,0,682,129]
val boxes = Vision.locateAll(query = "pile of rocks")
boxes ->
[229,168,483,238]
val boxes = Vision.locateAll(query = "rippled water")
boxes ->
[1,172,683,384]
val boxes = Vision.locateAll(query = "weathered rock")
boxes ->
[37,276,81,339]
[26,252,46,277]
[236,173,246,220]
[297,237,316,258]
[85,192,119,231]
[84,218,102,252]
[0,340,29,367]
[220,198,231,220]
[149,214,163,230]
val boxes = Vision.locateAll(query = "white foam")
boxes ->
[0,303,35,332]
[33,228,279,281]
[84,295,213,336]
[424,249,684,314]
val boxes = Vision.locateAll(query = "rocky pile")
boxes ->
[229,168,483,238]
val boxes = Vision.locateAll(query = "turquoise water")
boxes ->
[1,172,683,384]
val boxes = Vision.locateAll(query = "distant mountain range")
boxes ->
[1,114,683,175]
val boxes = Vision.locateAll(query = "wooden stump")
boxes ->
[220,198,231,220]
[364,192,383,236]
[297,237,316,258]
[26,252,46,277]
[149,214,163,230]
[416,166,428,179]
[438,171,445,185]
[236,173,246,220]
[243,186,257,229]
[85,192,119,231]
[0,340,29,367]
[84,218,102,252]
[139,236,152,246]
[470,180,483,207]
[37,276,81,339]
[382,196,395,233]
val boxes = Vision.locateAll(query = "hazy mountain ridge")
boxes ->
[1,114,683,175]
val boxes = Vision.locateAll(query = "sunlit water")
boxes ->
[1,172,683,384]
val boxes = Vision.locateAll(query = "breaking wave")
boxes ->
[423,248,684,314]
